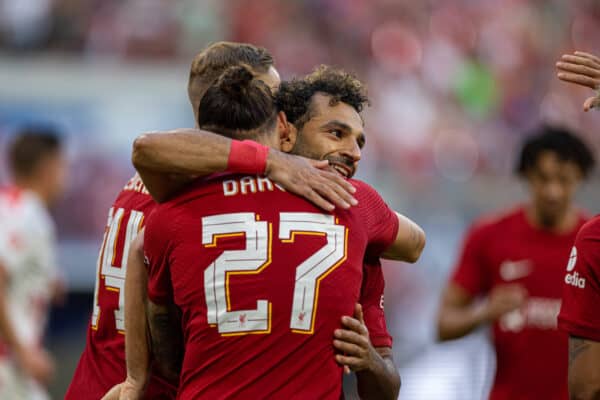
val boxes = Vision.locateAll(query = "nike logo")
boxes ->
[500,259,532,281]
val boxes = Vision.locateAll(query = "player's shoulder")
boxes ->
[1,188,53,233]
[575,214,600,242]
[349,178,385,203]
[113,175,155,212]
[467,207,524,237]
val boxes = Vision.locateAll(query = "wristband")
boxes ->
[227,140,270,175]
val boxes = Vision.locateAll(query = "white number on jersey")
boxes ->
[203,212,347,336]
[91,207,144,332]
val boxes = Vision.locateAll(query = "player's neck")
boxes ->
[525,204,579,234]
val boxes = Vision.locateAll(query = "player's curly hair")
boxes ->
[275,65,369,129]
[197,65,277,139]
[516,125,595,178]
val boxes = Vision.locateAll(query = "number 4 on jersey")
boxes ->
[92,207,144,332]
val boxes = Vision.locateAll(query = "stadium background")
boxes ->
[0,0,599,398]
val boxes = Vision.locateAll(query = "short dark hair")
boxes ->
[197,65,277,140]
[516,125,595,178]
[9,127,62,179]
[188,42,273,105]
[275,65,369,129]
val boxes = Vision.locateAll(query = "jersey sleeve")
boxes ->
[144,206,175,305]
[359,258,392,348]
[450,223,492,297]
[353,181,399,258]
[558,219,600,342]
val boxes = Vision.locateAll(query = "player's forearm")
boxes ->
[124,233,150,392]
[381,213,426,263]
[437,302,486,341]
[356,350,400,400]
[568,336,600,400]
[146,300,183,383]
[132,130,230,176]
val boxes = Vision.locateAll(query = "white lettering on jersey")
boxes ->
[499,297,561,332]
[221,176,283,197]
[564,246,586,289]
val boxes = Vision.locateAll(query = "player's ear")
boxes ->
[278,111,297,153]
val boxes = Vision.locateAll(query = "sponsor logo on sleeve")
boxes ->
[564,246,586,289]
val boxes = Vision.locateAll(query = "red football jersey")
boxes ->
[451,206,586,400]
[66,175,176,400]
[360,257,392,348]
[144,174,399,400]
[558,215,600,342]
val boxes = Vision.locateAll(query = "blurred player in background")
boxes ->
[556,50,600,400]
[66,42,357,400]
[437,126,595,400]
[0,128,67,400]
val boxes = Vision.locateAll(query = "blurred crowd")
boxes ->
[2,0,600,190]
[2,0,600,218]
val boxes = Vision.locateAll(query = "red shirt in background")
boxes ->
[144,174,399,400]
[451,206,586,400]
[558,215,600,342]
[66,175,176,400]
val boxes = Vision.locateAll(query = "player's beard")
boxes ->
[290,132,356,178]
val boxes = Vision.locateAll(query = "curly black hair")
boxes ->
[516,125,595,178]
[275,65,369,129]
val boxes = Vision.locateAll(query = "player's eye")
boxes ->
[329,129,343,138]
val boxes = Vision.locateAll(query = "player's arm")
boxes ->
[437,224,527,340]
[568,336,600,400]
[0,263,53,383]
[333,304,400,400]
[557,51,600,112]
[123,231,151,397]
[146,299,184,383]
[380,212,425,263]
[437,282,526,340]
[132,129,357,211]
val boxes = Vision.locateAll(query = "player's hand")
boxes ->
[117,377,146,400]
[101,383,122,400]
[481,284,527,323]
[266,150,358,212]
[556,51,600,111]
[16,346,54,385]
[333,304,381,373]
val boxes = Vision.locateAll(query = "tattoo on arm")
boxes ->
[569,336,590,365]
[147,302,183,382]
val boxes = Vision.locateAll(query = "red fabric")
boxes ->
[360,258,392,348]
[227,140,269,175]
[558,215,600,342]
[66,177,176,400]
[144,174,397,400]
[450,207,587,400]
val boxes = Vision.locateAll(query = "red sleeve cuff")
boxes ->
[558,318,600,342]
